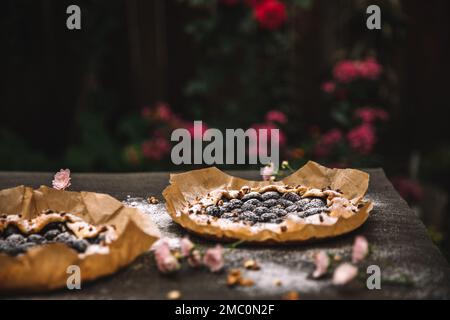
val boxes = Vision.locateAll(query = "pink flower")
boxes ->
[141,136,171,160]
[180,237,194,257]
[313,129,342,158]
[352,236,369,263]
[357,57,382,80]
[152,239,181,274]
[322,129,342,145]
[260,162,277,181]
[321,81,336,94]
[188,249,203,268]
[52,169,71,190]
[347,123,376,154]
[333,60,359,83]
[332,263,358,285]
[155,103,173,122]
[312,250,330,278]
[266,110,287,124]
[254,0,287,30]
[355,107,389,123]
[203,245,224,272]
[185,121,208,140]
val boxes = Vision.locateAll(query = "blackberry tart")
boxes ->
[0,185,160,292]
[163,161,373,243]
[0,211,116,256]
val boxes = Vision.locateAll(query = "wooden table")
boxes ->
[1,169,449,299]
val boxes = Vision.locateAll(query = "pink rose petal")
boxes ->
[52,169,71,190]
[312,250,330,278]
[180,237,194,257]
[332,263,358,285]
[152,239,180,274]
[203,245,224,272]
[352,236,369,263]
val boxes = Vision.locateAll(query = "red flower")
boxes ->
[185,122,208,140]
[333,60,359,83]
[155,103,173,122]
[254,0,287,30]
[265,110,287,124]
[313,129,342,158]
[357,57,382,80]
[321,81,335,94]
[355,107,389,123]
[141,136,171,160]
[347,123,376,154]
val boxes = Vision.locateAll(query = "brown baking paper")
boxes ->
[0,186,160,292]
[163,161,373,243]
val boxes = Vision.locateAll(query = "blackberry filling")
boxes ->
[0,218,108,256]
[203,190,329,225]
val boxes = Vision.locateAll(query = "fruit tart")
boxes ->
[163,161,373,243]
[0,186,160,292]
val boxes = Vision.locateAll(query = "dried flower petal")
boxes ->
[180,237,194,257]
[352,236,369,263]
[312,250,330,278]
[332,263,358,285]
[203,245,224,272]
[152,239,180,274]
[52,169,71,190]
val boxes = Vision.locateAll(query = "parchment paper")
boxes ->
[0,186,160,292]
[163,161,373,243]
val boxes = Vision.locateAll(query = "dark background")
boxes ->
[0,0,449,257]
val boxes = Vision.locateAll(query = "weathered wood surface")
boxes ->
[1,169,449,299]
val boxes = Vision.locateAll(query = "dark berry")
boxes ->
[261,191,281,201]
[296,198,311,210]
[27,234,46,244]
[271,208,287,217]
[241,192,262,201]
[6,234,26,245]
[239,211,260,223]
[304,198,327,210]
[277,199,294,208]
[206,205,223,217]
[228,199,243,210]
[44,229,61,240]
[282,192,301,202]
[18,242,36,252]
[286,205,298,213]
[262,199,278,208]
[241,202,257,211]
[300,207,326,217]
[69,239,90,253]
[260,213,278,222]
[244,198,262,206]
[54,232,76,244]
[254,207,269,215]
